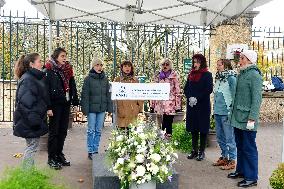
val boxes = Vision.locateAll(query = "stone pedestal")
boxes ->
[93,154,179,189]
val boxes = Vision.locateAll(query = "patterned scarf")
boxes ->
[121,71,134,80]
[215,70,237,82]
[188,68,208,82]
[159,70,172,80]
[45,59,74,92]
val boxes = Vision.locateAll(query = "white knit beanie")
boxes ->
[241,50,257,64]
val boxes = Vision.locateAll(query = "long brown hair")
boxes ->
[14,53,39,79]
[192,54,207,69]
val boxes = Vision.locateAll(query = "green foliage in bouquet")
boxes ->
[171,122,192,153]
[0,167,66,189]
[106,119,178,189]
[270,163,284,189]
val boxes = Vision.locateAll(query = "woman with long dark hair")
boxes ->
[13,53,49,169]
[45,47,79,169]
[184,54,213,161]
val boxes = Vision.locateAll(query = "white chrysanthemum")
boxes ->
[150,163,159,175]
[128,160,136,168]
[116,135,124,142]
[150,153,161,162]
[161,165,168,174]
[166,155,171,161]
[145,174,151,181]
[136,154,145,163]
[131,172,137,180]
[136,126,144,133]
[173,153,178,159]
[136,165,146,177]
[117,158,124,165]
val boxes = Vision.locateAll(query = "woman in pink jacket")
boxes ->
[150,58,181,138]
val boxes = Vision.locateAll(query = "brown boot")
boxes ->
[220,160,236,170]
[212,157,227,166]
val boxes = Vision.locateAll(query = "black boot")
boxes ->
[187,151,198,159]
[88,153,93,160]
[48,158,62,170]
[57,154,71,166]
[196,151,205,161]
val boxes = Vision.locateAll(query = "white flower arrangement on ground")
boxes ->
[107,118,178,189]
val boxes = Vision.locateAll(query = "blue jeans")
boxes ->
[215,114,237,160]
[234,127,258,181]
[87,112,105,153]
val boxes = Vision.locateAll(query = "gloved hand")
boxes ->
[246,120,255,130]
[150,107,155,113]
[188,97,197,107]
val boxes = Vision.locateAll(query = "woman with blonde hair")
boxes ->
[150,58,181,138]
[81,58,112,160]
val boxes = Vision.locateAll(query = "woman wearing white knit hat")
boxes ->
[227,50,262,188]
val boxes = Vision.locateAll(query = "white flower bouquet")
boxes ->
[106,119,178,189]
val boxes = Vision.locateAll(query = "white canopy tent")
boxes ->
[28,0,273,56]
[29,0,272,26]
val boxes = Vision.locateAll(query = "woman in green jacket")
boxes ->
[227,50,262,188]
[81,58,112,160]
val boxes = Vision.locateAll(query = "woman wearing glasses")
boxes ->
[81,58,112,160]
[150,58,181,139]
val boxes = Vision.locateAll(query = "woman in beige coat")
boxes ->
[114,60,143,128]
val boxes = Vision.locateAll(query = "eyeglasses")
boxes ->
[162,63,170,66]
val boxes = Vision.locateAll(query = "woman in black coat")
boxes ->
[13,53,49,169]
[184,54,213,161]
[45,47,79,169]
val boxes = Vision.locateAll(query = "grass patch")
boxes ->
[172,122,192,153]
[0,166,67,189]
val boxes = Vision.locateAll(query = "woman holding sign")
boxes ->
[184,54,213,161]
[114,60,144,128]
[150,58,181,139]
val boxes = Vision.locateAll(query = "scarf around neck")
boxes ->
[188,68,208,82]
[215,70,237,82]
[159,70,172,80]
[45,59,74,92]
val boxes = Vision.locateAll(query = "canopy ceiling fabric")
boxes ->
[29,0,272,27]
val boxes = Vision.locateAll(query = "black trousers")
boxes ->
[162,114,174,135]
[48,104,70,159]
[191,132,207,152]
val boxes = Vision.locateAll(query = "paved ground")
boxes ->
[0,122,281,189]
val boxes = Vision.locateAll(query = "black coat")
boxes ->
[81,70,112,115]
[44,69,79,108]
[184,71,213,134]
[13,69,49,138]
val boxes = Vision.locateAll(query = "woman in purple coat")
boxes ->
[184,54,213,161]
